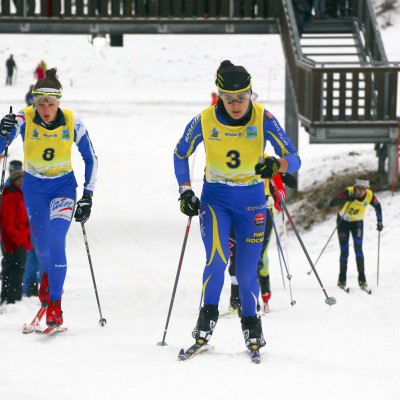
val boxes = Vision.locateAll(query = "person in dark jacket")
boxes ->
[3,159,23,187]
[2,159,42,298]
[0,169,32,305]
[6,55,17,86]
[25,85,35,106]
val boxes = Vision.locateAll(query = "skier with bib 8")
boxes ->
[0,68,98,328]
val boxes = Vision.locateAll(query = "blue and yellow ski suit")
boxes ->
[0,106,98,302]
[174,103,301,317]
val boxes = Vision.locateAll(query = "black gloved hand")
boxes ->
[74,194,93,223]
[377,222,383,231]
[0,113,17,137]
[255,157,281,178]
[179,190,200,216]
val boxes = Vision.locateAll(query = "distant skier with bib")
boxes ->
[329,177,383,291]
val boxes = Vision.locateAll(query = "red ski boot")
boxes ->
[38,273,51,308]
[261,293,271,313]
[46,300,63,327]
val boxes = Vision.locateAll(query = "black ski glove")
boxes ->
[346,194,356,202]
[179,190,200,217]
[74,194,93,223]
[255,156,281,178]
[377,222,383,231]
[0,113,17,137]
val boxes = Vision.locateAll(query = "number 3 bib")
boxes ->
[201,103,264,186]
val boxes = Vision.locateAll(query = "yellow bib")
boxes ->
[340,187,373,221]
[201,103,264,185]
[23,107,74,178]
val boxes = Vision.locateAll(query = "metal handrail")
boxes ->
[277,0,400,130]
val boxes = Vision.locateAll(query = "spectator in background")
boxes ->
[3,160,42,298]
[326,0,353,17]
[211,92,218,105]
[6,55,17,86]
[26,85,35,106]
[339,0,353,17]
[34,61,46,80]
[313,0,326,18]
[0,169,32,305]
[374,143,388,174]
[4,159,23,187]
[292,0,312,34]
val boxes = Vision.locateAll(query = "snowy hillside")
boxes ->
[0,14,399,400]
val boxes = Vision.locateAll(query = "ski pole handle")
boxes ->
[0,106,13,197]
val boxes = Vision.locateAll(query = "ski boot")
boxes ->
[358,280,371,294]
[358,280,368,289]
[261,293,271,313]
[192,305,219,344]
[337,280,347,289]
[339,261,347,286]
[38,273,50,308]
[229,284,241,311]
[356,258,367,286]
[259,275,271,313]
[241,315,266,351]
[46,300,63,327]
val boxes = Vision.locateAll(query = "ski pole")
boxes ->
[269,176,336,306]
[307,201,352,275]
[306,226,337,275]
[377,231,381,286]
[158,216,192,346]
[276,213,286,289]
[81,222,107,327]
[270,209,295,305]
[0,107,12,198]
[280,210,288,288]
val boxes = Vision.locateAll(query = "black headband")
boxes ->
[215,71,252,92]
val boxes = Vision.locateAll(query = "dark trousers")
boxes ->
[0,247,26,304]
[6,72,13,85]
[337,217,365,283]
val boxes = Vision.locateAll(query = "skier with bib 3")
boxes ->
[173,60,301,356]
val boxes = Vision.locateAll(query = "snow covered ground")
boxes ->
[0,13,399,400]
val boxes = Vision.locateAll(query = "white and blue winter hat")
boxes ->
[354,178,369,188]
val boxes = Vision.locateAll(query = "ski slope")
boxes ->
[0,18,399,400]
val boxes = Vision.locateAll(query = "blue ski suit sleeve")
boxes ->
[173,114,204,185]
[0,111,25,152]
[74,116,98,194]
[263,110,301,173]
